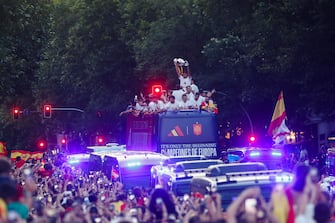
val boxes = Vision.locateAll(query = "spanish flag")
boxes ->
[10,150,43,161]
[111,166,120,180]
[268,91,290,145]
[0,142,7,156]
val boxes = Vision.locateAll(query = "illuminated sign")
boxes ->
[160,143,217,157]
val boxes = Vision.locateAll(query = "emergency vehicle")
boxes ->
[99,151,168,189]
[190,162,293,208]
[66,153,91,173]
[152,159,223,195]
[150,155,207,186]
[227,147,284,169]
[86,143,126,153]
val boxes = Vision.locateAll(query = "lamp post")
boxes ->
[215,91,254,135]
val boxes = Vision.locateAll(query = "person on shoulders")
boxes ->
[174,58,191,90]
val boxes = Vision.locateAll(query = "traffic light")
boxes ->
[249,136,256,142]
[13,108,20,120]
[151,85,163,97]
[96,136,104,145]
[37,140,47,150]
[61,138,67,150]
[43,105,52,118]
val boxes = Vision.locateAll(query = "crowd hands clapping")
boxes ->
[120,58,218,117]
[1,155,335,223]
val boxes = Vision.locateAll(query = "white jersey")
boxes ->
[178,100,192,110]
[192,98,203,109]
[156,100,165,110]
[186,92,195,101]
[165,102,179,111]
[191,83,199,94]
[148,101,157,112]
[172,89,186,103]
[179,76,191,89]
[148,100,165,112]
[135,102,147,112]
[186,99,196,109]
[198,95,206,104]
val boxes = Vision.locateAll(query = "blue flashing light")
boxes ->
[127,162,141,168]
[275,175,292,183]
[272,151,282,157]
[250,151,260,157]
[228,154,242,162]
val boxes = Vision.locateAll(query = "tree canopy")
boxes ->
[1,0,334,149]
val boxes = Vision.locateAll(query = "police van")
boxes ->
[100,151,168,189]
[227,147,284,170]
[150,155,207,186]
[153,159,223,196]
[190,162,293,208]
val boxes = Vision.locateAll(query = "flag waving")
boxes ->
[0,142,7,156]
[268,91,290,145]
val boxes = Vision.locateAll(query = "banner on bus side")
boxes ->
[160,143,217,157]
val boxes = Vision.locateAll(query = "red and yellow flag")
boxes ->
[268,91,290,145]
[0,142,7,156]
[111,166,120,180]
[10,150,43,161]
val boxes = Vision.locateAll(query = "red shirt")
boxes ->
[15,160,25,169]
[38,169,53,178]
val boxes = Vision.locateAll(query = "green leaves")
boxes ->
[1,0,334,148]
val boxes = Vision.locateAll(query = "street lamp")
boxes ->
[215,91,254,135]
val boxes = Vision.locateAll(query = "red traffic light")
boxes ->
[96,136,104,145]
[61,138,66,144]
[38,140,47,150]
[43,105,52,118]
[249,136,256,142]
[151,85,163,97]
[98,137,104,143]
[153,87,161,93]
[13,108,20,120]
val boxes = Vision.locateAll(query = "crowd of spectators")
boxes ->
[1,152,335,222]
[119,58,218,117]
[0,154,227,223]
